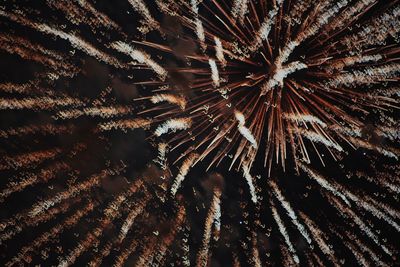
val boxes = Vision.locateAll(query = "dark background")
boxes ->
[0,0,399,266]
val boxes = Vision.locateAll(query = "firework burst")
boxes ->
[0,0,399,266]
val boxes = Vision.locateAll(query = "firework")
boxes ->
[0,0,399,266]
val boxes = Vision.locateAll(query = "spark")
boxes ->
[209,59,220,87]
[150,94,187,110]
[171,153,199,196]
[155,117,192,137]
[235,110,257,149]
[242,164,258,203]
[270,180,312,244]
[214,37,226,66]
[299,163,350,205]
[196,187,222,267]
[112,41,167,80]
[271,199,300,265]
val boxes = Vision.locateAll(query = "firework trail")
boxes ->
[0,0,399,266]
[196,187,222,267]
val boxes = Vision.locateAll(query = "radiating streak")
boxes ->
[286,0,314,25]
[127,0,159,29]
[270,181,312,244]
[195,18,207,50]
[6,201,95,267]
[275,40,301,66]
[342,230,388,267]
[250,231,262,267]
[151,94,187,110]
[348,137,398,160]
[214,37,226,66]
[0,33,77,76]
[299,212,340,266]
[209,59,220,87]
[29,169,114,217]
[112,41,167,80]
[277,0,349,66]
[171,153,199,195]
[55,106,132,120]
[0,10,121,67]
[0,123,74,139]
[0,162,70,203]
[364,194,400,220]
[298,129,343,152]
[88,196,149,267]
[280,244,298,266]
[325,0,377,32]
[191,0,206,50]
[75,0,121,30]
[0,96,83,110]
[284,113,327,128]
[196,188,222,267]
[250,0,284,51]
[262,62,308,94]
[235,110,257,148]
[113,239,140,267]
[231,0,249,24]
[330,124,362,138]
[342,6,400,49]
[327,63,400,88]
[134,236,158,267]
[344,191,400,232]
[0,82,34,94]
[58,180,143,267]
[271,199,300,264]
[344,240,370,267]
[155,117,192,137]
[99,118,152,132]
[0,197,80,245]
[380,126,400,141]
[154,143,168,170]
[327,54,383,72]
[242,165,258,203]
[300,0,350,42]
[299,163,350,205]
[0,148,61,171]
[181,226,191,267]
[213,199,222,241]
[150,206,186,267]
[119,196,149,243]
[303,164,400,231]
[328,195,392,256]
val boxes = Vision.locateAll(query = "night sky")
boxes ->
[0,0,399,266]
